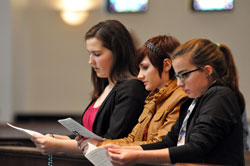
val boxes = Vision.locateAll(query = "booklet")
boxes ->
[85,142,113,166]
[58,118,112,166]
[58,117,104,141]
[6,123,44,137]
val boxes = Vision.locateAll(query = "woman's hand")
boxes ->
[30,134,58,155]
[102,144,141,166]
[107,147,140,166]
[75,136,98,155]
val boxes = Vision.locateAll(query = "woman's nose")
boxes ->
[177,78,184,87]
[88,55,94,64]
[137,70,144,80]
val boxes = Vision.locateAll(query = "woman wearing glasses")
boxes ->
[103,38,245,166]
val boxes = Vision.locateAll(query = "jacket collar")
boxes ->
[144,79,179,114]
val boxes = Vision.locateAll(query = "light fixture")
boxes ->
[59,0,94,26]
[60,10,89,26]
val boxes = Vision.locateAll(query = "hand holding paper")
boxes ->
[58,118,113,166]
[85,142,113,166]
[58,117,104,141]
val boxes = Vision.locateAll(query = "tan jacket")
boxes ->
[99,79,187,146]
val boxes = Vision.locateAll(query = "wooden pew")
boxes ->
[0,121,92,165]
[0,122,248,166]
[0,145,93,166]
[1,145,247,166]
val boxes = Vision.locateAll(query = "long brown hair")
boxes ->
[172,38,245,112]
[136,35,180,79]
[85,20,137,99]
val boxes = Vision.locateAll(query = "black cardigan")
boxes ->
[82,79,148,139]
[142,84,244,166]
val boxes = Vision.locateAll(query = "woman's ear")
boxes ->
[204,65,213,76]
[163,58,172,72]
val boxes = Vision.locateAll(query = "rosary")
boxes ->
[48,154,53,166]
[48,134,54,166]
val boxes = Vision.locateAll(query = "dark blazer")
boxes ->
[142,83,244,166]
[82,79,148,139]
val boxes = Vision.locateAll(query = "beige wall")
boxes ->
[0,0,12,122]
[8,0,250,118]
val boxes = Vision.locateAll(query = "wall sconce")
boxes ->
[60,10,89,26]
[59,0,95,26]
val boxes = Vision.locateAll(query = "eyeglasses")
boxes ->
[175,68,200,82]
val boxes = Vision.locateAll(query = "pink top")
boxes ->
[82,100,100,132]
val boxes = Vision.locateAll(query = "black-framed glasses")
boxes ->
[175,68,200,82]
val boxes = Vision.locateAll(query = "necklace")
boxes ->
[48,154,53,166]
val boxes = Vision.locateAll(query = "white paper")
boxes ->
[58,117,104,141]
[85,142,113,166]
[6,123,43,137]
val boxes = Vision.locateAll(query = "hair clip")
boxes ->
[144,41,162,55]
